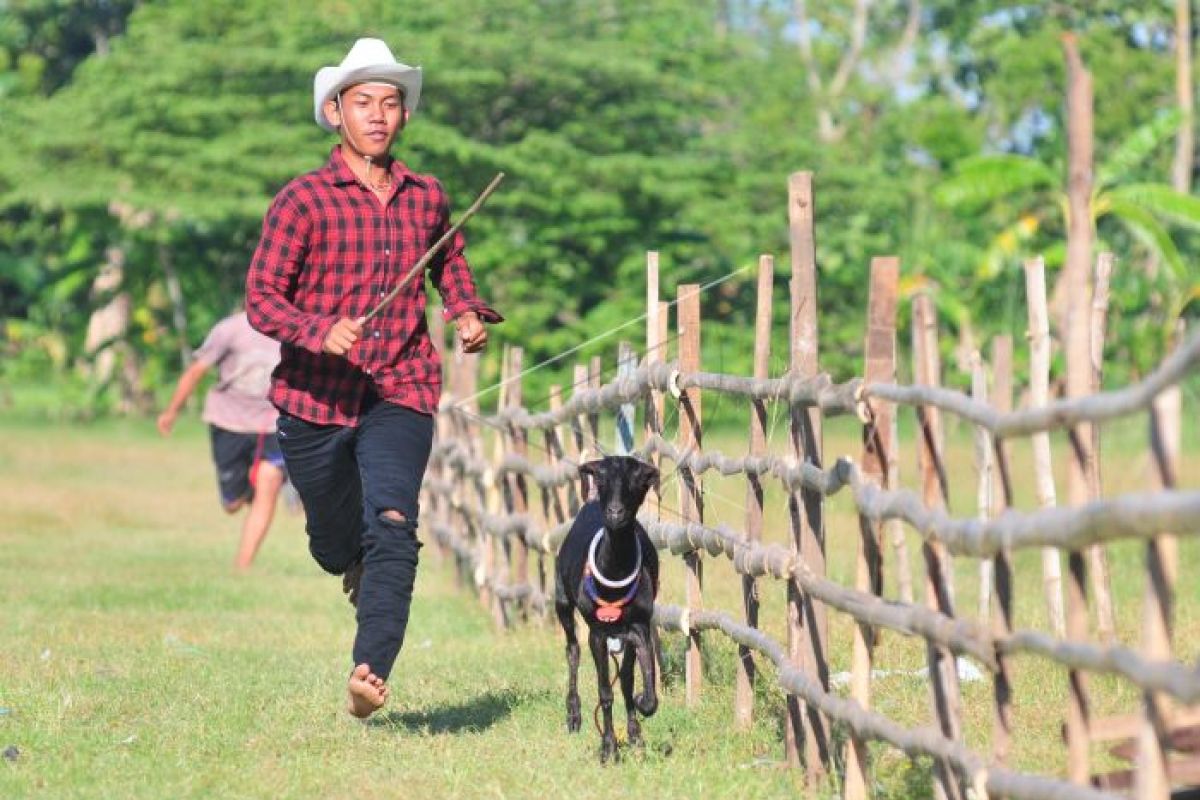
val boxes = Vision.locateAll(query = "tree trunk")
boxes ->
[159,244,192,369]
[1174,0,1194,193]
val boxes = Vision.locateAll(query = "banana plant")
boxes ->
[935,109,1200,326]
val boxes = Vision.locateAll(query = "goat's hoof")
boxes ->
[566,710,581,733]
[635,693,658,717]
[627,725,644,748]
[599,739,619,764]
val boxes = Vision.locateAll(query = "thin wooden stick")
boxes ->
[361,172,505,323]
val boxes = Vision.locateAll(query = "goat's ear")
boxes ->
[637,461,660,494]
[577,459,604,480]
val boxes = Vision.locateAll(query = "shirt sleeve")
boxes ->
[245,189,337,353]
[428,179,503,325]
[193,317,231,368]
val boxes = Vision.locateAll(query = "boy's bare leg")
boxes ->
[346,663,389,718]
[234,462,285,571]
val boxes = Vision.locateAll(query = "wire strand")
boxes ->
[454,263,753,409]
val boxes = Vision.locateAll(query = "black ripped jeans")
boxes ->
[276,397,434,681]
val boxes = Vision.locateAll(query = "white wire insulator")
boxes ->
[667,370,683,399]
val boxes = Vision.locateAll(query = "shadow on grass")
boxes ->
[368,690,520,735]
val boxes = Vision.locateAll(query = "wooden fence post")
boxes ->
[1087,253,1116,644]
[786,170,830,777]
[1061,34,1115,661]
[677,283,704,707]
[588,355,603,453]
[646,252,665,518]
[1024,257,1067,639]
[616,341,637,454]
[455,351,488,604]
[912,292,965,800]
[973,354,994,623]
[989,335,1013,518]
[845,255,898,799]
[545,385,574,529]
[505,347,531,620]
[1135,332,1182,800]
[989,336,1016,768]
[736,254,773,732]
[487,347,512,629]
[572,363,592,500]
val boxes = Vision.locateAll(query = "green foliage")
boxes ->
[0,0,1195,412]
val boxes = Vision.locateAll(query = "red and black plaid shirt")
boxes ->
[246,146,501,425]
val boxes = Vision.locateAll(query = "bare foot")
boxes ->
[346,663,389,718]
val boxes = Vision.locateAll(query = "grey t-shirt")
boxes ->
[194,312,280,434]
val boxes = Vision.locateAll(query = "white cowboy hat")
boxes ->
[313,38,423,132]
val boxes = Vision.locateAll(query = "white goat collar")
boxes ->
[587,527,642,589]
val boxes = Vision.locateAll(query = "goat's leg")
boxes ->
[589,631,618,762]
[633,626,659,717]
[618,646,643,747]
[556,600,581,733]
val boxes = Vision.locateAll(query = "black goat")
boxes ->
[555,456,660,762]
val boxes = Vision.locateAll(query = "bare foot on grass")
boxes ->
[346,663,388,718]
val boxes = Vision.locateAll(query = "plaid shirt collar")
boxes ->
[323,145,427,192]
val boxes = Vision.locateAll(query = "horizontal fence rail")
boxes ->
[423,176,1198,799]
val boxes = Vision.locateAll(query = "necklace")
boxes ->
[358,157,393,192]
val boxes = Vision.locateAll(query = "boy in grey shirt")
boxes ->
[158,310,287,571]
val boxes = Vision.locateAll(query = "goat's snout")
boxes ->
[604,502,628,526]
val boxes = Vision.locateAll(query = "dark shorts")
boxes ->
[209,426,286,507]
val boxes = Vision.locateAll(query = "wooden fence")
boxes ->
[421,173,1200,799]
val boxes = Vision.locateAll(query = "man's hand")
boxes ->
[455,311,488,353]
[323,317,363,356]
[156,410,177,436]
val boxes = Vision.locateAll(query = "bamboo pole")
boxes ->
[845,256,898,800]
[677,284,704,707]
[736,255,773,732]
[1135,332,1182,800]
[912,292,965,800]
[1024,258,1067,638]
[786,171,830,777]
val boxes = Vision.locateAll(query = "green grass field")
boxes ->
[1,410,1196,799]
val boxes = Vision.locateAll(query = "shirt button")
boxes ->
[365,368,372,376]
[374,331,381,339]
[379,290,385,297]
[385,249,391,256]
